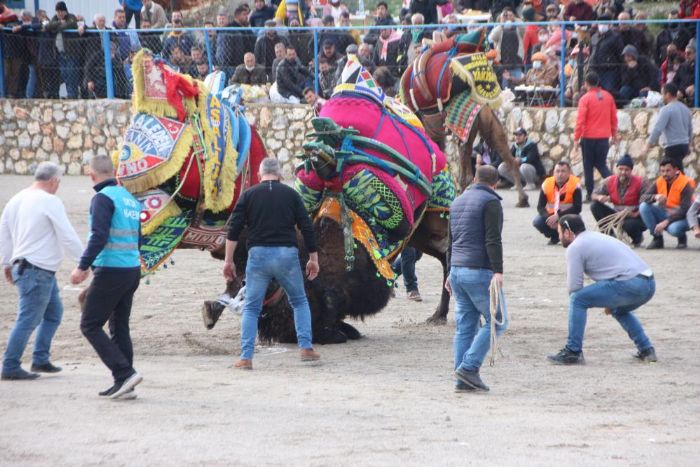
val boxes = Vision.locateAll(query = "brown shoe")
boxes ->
[234,359,253,370]
[300,348,321,362]
[407,290,422,302]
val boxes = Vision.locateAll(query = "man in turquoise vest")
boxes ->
[71,155,143,400]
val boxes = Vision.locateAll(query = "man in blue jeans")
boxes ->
[224,158,320,370]
[0,162,83,380]
[446,165,508,393]
[391,247,423,301]
[548,214,657,365]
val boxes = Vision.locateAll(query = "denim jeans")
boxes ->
[639,202,690,238]
[240,246,313,360]
[452,267,508,372]
[58,53,80,98]
[2,264,63,374]
[567,276,655,353]
[391,247,423,292]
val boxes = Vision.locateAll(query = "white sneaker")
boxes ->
[113,389,137,400]
[109,372,143,399]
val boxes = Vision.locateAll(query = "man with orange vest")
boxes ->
[591,154,647,246]
[639,158,695,249]
[533,161,583,245]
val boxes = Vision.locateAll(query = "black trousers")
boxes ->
[533,214,559,241]
[664,144,688,173]
[581,138,612,198]
[80,268,140,383]
[590,201,647,244]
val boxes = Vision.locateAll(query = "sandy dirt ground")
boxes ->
[0,175,699,466]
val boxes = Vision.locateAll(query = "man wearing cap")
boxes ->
[547,214,657,365]
[533,161,582,245]
[639,157,694,249]
[498,128,545,190]
[644,83,693,172]
[619,44,659,104]
[591,154,648,246]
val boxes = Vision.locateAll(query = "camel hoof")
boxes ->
[315,326,348,344]
[426,315,447,325]
[202,301,225,330]
[339,321,362,340]
[516,197,530,208]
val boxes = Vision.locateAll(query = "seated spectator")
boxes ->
[489,8,525,89]
[640,158,694,249]
[633,11,655,59]
[318,40,342,74]
[498,128,545,189]
[230,52,268,85]
[533,161,582,245]
[317,57,335,99]
[373,66,397,97]
[590,154,647,246]
[334,44,357,82]
[522,51,558,87]
[565,46,587,106]
[170,45,192,72]
[288,18,312,66]
[270,42,287,82]
[139,18,163,54]
[655,9,692,66]
[358,43,377,73]
[661,45,685,87]
[273,46,312,103]
[365,2,395,45]
[190,60,210,80]
[618,11,649,57]
[564,0,595,21]
[323,0,349,23]
[588,15,624,93]
[619,45,659,104]
[162,11,195,60]
[304,86,326,115]
[673,43,695,103]
[373,28,402,77]
[250,0,277,28]
[190,45,205,68]
[255,20,289,77]
[141,0,167,28]
[544,3,559,21]
[399,13,430,69]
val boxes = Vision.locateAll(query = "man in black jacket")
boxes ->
[229,53,268,85]
[45,1,81,98]
[497,128,545,189]
[589,15,624,94]
[673,43,695,103]
[255,20,289,77]
[275,46,312,102]
[224,158,321,370]
[216,6,257,70]
[619,44,660,104]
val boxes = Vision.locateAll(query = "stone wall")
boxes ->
[1,99,699,183]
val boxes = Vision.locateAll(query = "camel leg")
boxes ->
[476,107,529,207]
[459,129,479,191]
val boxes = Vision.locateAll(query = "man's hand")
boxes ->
[546,213,559,229]
[87,81,95,92]
[444,275,452,295]
[223,260,236,281]
[654,219,669,235]
[492,273,503,289]
[642,143,651,154]
[612,134,621,144]
[305,259,319,280]
[70,267,89,285]
[4,266,13,285]
[12,25,21,33]
[596,194,611,204]
[654,194,667,205]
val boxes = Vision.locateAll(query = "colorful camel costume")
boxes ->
[400,30,529,207]
[112,50,267,274]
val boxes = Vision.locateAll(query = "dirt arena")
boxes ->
[0,175,698,465]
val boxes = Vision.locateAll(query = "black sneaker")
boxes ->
[547,237,560,245]
[676,234,688,249]
[99,383,119,397]
[31,362,62,373]
[646,236,664,250]
[454,367,490,392]
[547,347,585,365]
[1,368,40,381]
[454,380,475,393]
[109,372,143,399]
[634,347,657,363]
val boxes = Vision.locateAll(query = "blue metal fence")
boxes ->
[1,19,699,107]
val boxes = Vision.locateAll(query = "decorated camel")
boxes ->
[400,29,529,207]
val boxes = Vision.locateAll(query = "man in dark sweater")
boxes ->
[619,45,659,104]
[447,165,508,393]
[224,158,320,370]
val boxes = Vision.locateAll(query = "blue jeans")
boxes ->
[240,247,313,360]
[2,264,63,374]
[58,53,80,98]
[639,202,690,238]
[391,247,423,292]
[452,267,508,372]
[567,276,655,353]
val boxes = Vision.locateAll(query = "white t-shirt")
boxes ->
[0,187,84,272]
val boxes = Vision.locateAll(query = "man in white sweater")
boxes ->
[0,162,83,380]
[547,214,657,366]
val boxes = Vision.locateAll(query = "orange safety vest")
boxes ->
[655,174,695,210]
[542,175,581,215]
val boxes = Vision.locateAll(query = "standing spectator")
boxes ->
[138,18,163,54]
[1,162,83,381]
[639,158,694,249]
[590,154,647,246]
[224,158,321,370]
[490,0,522,19]
[533,161,583,245]
[563,0,595,21]
[35,9,61,98]
[84,31,130,98]
[588,15,624,93]
[140,0,167,29]
[447,165,508,392]
[409,0,440,26]
[373,28,402,77]
[673,43,695,103]
[4,11,28,99]
[255,20,289,77]
[250,0,277,27]
[644,83,693,172]
[229,52,268,85]
[619,44,659,104]
[617,11,649,54]
[521,7,539,64]
[274,46,312,103]
[0,1,18,24]
[71,155,143,400]
[215,7,256,71]
[287,18,312,66]
[46,1,80,98]
[338,11,361,47]
[547,214,657,365]
[121,0,142,28]
[11,11,40,98]
[498,128,545,189]
[162,11,195,60]
[112,9,132,61]
[574,71,617,202]
[544,3,559,21]
[489,8,525,89]
[633,11,655,60]
[365,2,395,46]
[323,0,349,23]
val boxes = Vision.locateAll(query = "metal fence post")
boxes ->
[203,30,214,74]
[0,32,5,98]
[559,21,567,108]
[101,30,115,99]
[313,28,319,96]
[695,20,699,108]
